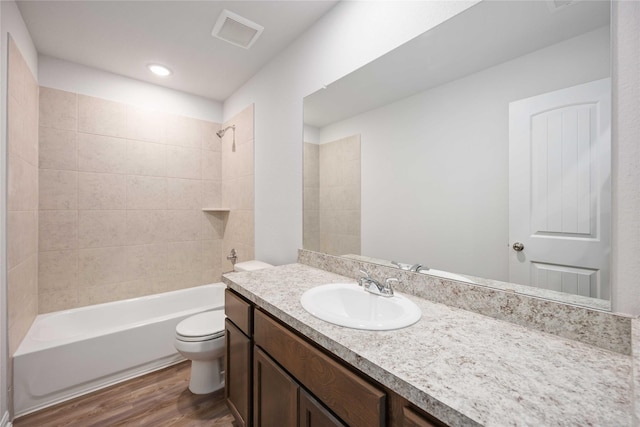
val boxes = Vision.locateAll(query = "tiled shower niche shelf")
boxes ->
[202,208,231,212]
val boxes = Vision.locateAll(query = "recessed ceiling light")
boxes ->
[148,64,172,77]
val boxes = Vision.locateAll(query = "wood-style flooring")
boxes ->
[13,361,236,427]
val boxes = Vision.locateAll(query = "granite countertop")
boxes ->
[222,263,633,427]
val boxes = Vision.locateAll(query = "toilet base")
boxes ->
[188,358,224,394]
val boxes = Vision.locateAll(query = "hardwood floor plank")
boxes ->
[14,362,235,427]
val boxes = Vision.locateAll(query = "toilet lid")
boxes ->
[176,311,225,342]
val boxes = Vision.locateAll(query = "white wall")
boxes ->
[0,0,37,420]
[316,27,609,282]
[38,55,223,122]
[224,1,480,266]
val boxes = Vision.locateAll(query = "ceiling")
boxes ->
[17,1,339,102]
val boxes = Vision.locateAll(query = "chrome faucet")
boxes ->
[358,270,396,297]
[391,261,424,272]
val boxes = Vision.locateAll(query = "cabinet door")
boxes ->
[226,319,252,427]
[254,347,298,427]
[402,406,442,427]
[299,388,346,427]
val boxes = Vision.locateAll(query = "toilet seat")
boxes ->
[176,311,225,342]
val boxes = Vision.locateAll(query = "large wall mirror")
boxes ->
[303,0,611,310]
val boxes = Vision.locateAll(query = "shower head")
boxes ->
[216,125,235,138]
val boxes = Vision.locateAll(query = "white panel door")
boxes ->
[509,78,610,299]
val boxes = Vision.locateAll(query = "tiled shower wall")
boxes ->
[221,105,255,264]
[303,135,361,256]
[7,39,39,355]
[37,87,254,313]
[303,142,320,251]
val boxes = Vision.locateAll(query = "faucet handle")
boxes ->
[357,270,370,286]
[383,278,398,296]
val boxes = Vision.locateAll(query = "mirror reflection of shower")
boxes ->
[217,125,236,151]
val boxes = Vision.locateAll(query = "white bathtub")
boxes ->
[13,283,226,417]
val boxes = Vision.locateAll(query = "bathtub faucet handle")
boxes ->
[226,249,237,265]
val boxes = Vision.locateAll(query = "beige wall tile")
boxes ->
[126,139,166,177]
[8,38,27,102]
[39,210,78,251]
[221,181,234,209]
[202,180,222,208]
[225,104,253,144]
[39,127,77,170]
[38,288,80,314]
[8,255,38,321]
[202,239,223,270]
[126,105,166,143]
[78,94,127,138]
[201,120,221,152]
[236,140,254,178]
[165,210,202,242]
[38,249,78,293]
[126,243,167,281]
[8,98,39,167]
[126,210,167,245]
[221,141,253,180]
[8,211,38,268]
[167,178,201,210]
[78,133,127,174]
[39,87,77,131]
[202,211,226,240]
[304,186,319,211]
[8,153,38,211]
[224,210,254,248]
[303,143,319,187]
[35,87,227,312]
[78,246,127,286]
[26,80,40,160]
[77,281,136,307]
[156,269,204,294]
[39,169,78,210]
[201,269,222,285]
[202,150,221,180]
[165,115,202,148]
[78,210,127,249]
[8,254,38,354]
[126,175,167,210]
[166,240,202,273]
[78,172,126,210]
[166,145,201,179]
[236,175,254,210]
[39,289,79,314]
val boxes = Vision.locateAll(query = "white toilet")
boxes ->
[174,260,272,394]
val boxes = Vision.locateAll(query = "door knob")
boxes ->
[512,242,524,252]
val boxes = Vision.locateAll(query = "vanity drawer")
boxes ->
[225,289,252,336]
[254,309,385,427]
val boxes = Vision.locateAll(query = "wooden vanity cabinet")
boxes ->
[254,347,298,427]
[299,388,346,427]
[224,289,446,427]
[225,290,253,427]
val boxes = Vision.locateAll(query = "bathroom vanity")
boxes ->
[222,254,635,426]
[225,287,441,427]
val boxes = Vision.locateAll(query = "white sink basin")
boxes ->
[300,283,421,330]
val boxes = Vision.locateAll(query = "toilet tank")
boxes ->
[234,260,273,272]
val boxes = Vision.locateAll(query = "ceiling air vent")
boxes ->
[211,9,264,49]
[546,0,579,13]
